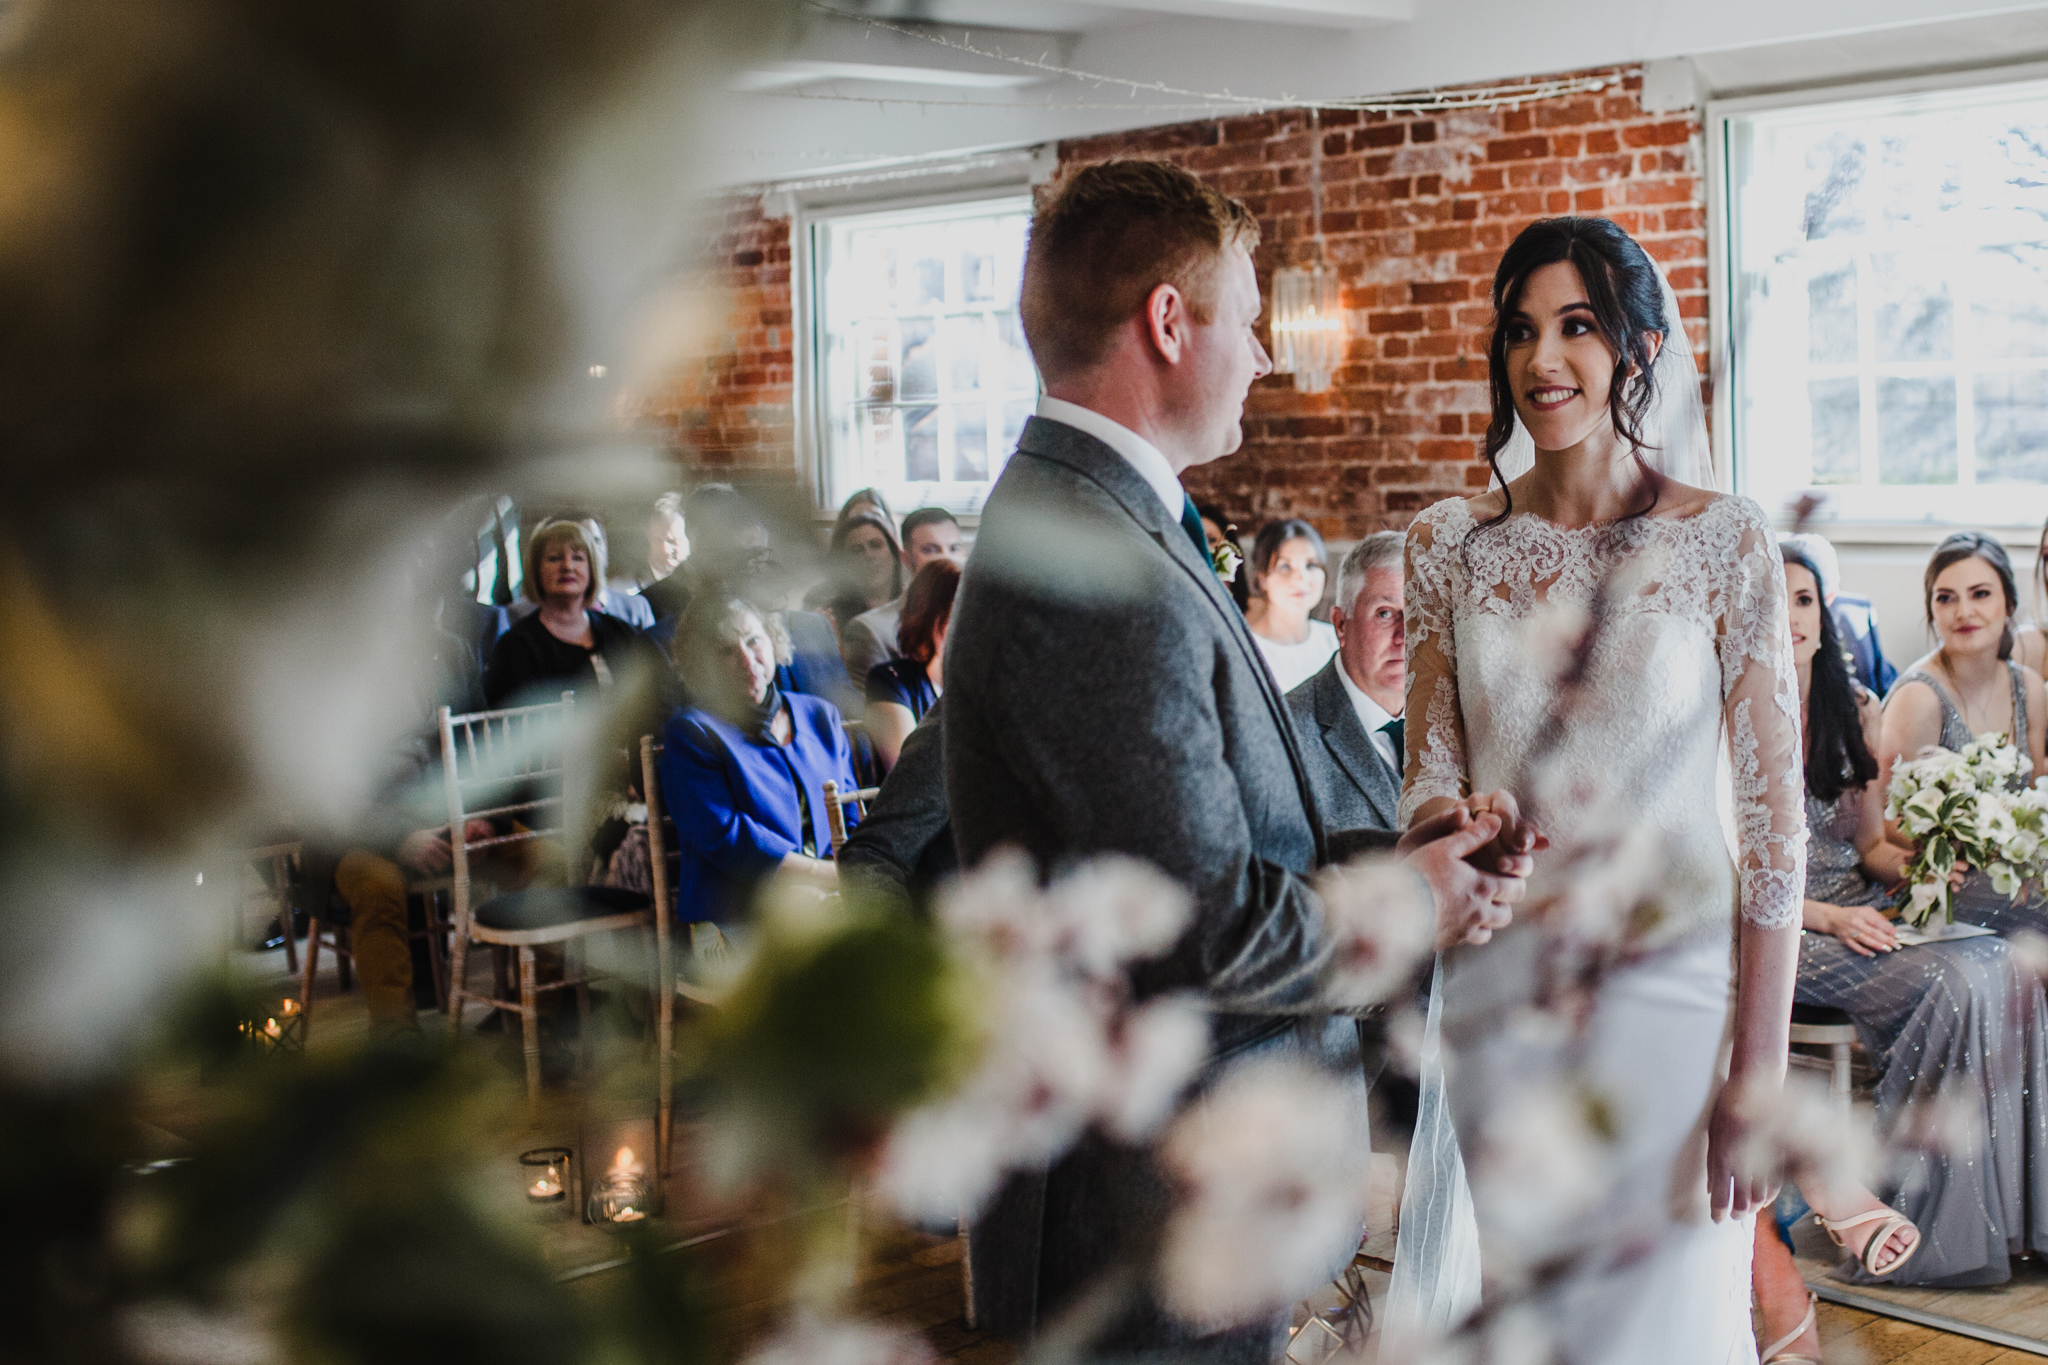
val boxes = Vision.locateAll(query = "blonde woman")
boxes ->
[483,518,658,706]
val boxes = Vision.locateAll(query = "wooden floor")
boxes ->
[246,937,2048,1362]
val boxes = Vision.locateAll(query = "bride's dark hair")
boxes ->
[1783,546,1878,803]
[1478,216,1670,532]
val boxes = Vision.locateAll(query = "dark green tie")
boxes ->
[1179,493,1209,563]
[1380,717,1404,760]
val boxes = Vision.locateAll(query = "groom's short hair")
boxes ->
[1022,159,1259,383]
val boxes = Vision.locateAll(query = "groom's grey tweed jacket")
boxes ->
[945,416,1384,1356]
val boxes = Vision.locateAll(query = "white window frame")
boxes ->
[1707,62,2048,532]
[793,170,1044,521]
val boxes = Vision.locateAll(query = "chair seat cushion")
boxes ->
[473,885,651,932]
[1791,1002,1855,1027]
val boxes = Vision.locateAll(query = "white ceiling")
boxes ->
[692,0,2048,188]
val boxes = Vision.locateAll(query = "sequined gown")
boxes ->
[1795,778,2048,1285]
[1401,495,1807,1364]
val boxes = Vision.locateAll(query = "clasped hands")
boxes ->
[1396,791,1546,951]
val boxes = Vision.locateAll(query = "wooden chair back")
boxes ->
[821,779,881,856]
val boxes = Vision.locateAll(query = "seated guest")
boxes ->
[819,509,904,639]
[841,507,966,679]
[639,483,768,641]
[838,699,956,919]
[865,559,958,770]
[1882,534,2048,936]
[1758,546,2048,1317]
[1782,531,1896,695]
[655,596,850,925]
[1288,531,1405,832]
[802,488,900,614]
[484,518,660,706]
[642,492,689,589]
[1244,517,1338,690]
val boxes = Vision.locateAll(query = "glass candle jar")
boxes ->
[520,1147,570,1205]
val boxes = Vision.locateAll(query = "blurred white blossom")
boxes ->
[1157,1058,1371,1329]
[1315,857,1434,1008]
[743,1314,935,1365]
[1731,1073,1875,1206]
[876,854,1207,1222]
[1466,1083,1608,1276]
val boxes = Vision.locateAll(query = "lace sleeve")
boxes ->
[1399,506,1471,827]
[1715,501,1807,929]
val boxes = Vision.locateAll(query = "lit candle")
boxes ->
[520,1147,570,1206]
[264,1018,281,1039]
[279,998,300,1017]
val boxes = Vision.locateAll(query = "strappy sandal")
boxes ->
[1816,1206,1923,1278]
[1760,1288,1820,1364]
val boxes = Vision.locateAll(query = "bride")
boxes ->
[1393,216,1803,1359]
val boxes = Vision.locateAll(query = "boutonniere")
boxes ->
[1212,526,1243,583]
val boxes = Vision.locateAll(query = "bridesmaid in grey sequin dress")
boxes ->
[1767,546,2048,1309]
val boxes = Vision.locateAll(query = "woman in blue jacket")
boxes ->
[657,595,854,925]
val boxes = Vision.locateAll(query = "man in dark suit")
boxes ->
[944,160,1535,1362]
[1290,531,1408,833]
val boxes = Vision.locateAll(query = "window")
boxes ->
[805,194,1038,516]
[1717,72,2048,526]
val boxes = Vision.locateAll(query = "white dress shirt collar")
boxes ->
[1035,396,1185,522]
[1334,661,1401,771]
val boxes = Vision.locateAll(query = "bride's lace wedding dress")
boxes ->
[1394,492,1806,1361]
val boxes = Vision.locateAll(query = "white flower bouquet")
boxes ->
[1885,735,2048,925]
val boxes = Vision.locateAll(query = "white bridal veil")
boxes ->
[1382,260,1713,1348]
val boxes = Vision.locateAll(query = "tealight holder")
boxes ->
[520,1147,571,1211]
[240,997,305,1054]
[580,1114,661,1226]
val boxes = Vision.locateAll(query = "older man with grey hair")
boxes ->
[1288,530,1408,833]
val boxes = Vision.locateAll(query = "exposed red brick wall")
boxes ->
[649,65,1706,536]
[641,198,797,483]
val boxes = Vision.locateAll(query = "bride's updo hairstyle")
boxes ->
[1924,531,2020,660]
[1479,216,1670,530]
[1783,545,1879,803]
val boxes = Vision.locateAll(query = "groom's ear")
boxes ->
[1144,281,1189,365]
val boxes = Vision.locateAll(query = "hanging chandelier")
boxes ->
[1270,108,1346,395]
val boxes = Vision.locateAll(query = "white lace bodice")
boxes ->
[1398,494,1806,934]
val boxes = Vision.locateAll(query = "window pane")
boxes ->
[1808,266,1857,364]
[1876,376,1957,484]
[1970,244,2048,358]
[1975,370,2048,483]
[1800,133,1869,240]
[952,406,989,481]
[900,319,937,400]
[1870,254,1951,362]
[946,314,984,392]
[913,253,946,308]
[1808,377,1861,482]
[904,406,939,483]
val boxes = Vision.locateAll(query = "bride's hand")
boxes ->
[1465,790,1546,879]
[1706,1073,1778,1221]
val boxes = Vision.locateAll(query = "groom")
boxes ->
[945,160,1534,1360]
